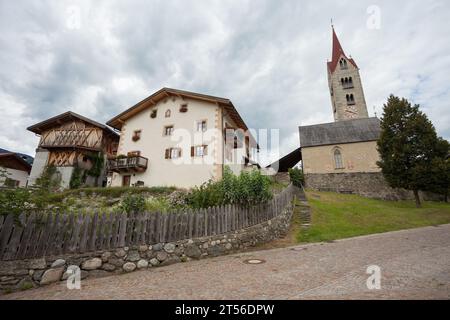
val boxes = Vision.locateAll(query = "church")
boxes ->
[296,27,411,200]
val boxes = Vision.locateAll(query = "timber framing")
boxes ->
[27,111,120,167]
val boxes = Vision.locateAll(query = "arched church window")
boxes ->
[334,149,344,169]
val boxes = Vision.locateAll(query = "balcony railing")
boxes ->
[108,156,148,173]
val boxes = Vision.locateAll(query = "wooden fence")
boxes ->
[0,184,296,261]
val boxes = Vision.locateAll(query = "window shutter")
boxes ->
[165,149,170,159]
[178,148,182,157]
[203,145,208,156]
[191,146,195,157]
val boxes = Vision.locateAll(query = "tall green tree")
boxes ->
[377,95,449,207]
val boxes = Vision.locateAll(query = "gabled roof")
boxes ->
[0,148,34,165]
[299,117,381,148]
[266,147,302,173]
[0,152,32,173]
[327,27,358,73]
[106,87,250,132]
[27,111,118,137]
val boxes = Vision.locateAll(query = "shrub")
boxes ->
[118,194,146,214]
[288,168,304,188]
[145,197,172,212]
[187,180,223,209]
[34,165,61,192]
[69,167,83,189]
[0,189,33,217]
[167,190,189,207]
[186,167,273,209]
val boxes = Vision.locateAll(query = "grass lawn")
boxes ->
[297,191,450,243]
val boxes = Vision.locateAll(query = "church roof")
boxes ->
[266,147,302,173]
[299,117,381,148]
[327,27,358,73]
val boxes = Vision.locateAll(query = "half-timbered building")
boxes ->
[27,112,119,189]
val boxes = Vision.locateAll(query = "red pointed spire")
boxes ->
[331,26,345,64]
[327,26,358,72]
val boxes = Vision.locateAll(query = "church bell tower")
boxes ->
[327,26,368,121]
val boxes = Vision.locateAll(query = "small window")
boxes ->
[122,175,131,187]
[165,109,171,118]
[196,120,207,132]
[346,94,355,105]
[132,130,142,142]
[165,148,182,159]
[4,178,20,188]
[164,125,174,136]
[150,109,158,118]
[191,145,208,157]
[334,149,344,169]
[180,104,188,113]
[82,156,88,162]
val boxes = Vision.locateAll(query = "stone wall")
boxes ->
[0,202,293,294]
[305,172,444,201]
[272,172,290,185]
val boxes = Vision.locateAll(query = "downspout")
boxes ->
[221,107,224,178]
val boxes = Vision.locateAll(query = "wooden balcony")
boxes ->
[108,156,148,173]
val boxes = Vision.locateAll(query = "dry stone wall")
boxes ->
[305,172,444,201]
[0,202,294,294]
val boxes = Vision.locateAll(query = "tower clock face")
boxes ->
[344,105,358,119]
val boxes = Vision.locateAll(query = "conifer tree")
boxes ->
[377,95,449,207]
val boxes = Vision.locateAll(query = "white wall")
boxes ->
[0,167,29,187]
[111,97,223,189]
[28,149,49,186]
[222,111,246,176]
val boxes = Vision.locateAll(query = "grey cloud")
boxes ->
[0,0,449,165]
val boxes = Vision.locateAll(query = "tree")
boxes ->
[377,95,449,207]
[427,138,450,202]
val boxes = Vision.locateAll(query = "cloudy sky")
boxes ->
[1,0,449,165]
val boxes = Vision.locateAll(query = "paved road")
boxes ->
[3,225,450,300]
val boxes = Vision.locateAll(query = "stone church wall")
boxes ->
[305,172,444,201]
